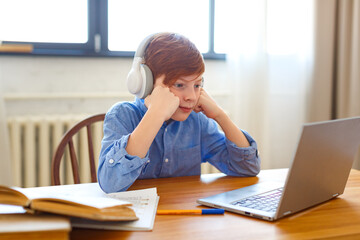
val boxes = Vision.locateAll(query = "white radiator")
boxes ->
[7,115,218,188]
[7,115,103,187]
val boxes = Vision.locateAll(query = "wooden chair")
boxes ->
[51,113,105,185]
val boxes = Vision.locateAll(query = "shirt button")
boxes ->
[165,128,168,132]
[164,158,169,163]
[109,159,114,164]
[147,160,150,163]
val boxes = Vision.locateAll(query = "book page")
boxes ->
[71,187,159,231]
[0,204,26,214]
[108,188,159,230]
[12,183,131,209]
[0,213,70,233]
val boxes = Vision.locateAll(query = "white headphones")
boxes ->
[126,34,155,99]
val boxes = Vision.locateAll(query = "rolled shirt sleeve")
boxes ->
[98,105,150,193]
[224,131,261,176]
[200,115,261,177]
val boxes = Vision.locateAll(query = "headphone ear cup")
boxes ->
[127,33,156,98]
[126,60,154,99]
[139,64,154,99]
[126,57,143,96]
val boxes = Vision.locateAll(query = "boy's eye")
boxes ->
[174,83,184,88]
[195,84,201,88]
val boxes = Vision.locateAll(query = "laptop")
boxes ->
[197,117,360,221]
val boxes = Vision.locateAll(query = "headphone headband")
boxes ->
[134,33,155,58]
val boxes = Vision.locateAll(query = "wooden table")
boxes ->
[71,169,360,240]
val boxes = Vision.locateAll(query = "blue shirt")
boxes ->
[98,98,261,193]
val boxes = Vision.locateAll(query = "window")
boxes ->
[0,0,87,43]
[108,0,209,53]
[0,0,224,59]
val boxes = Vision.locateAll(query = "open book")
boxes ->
[0,183,137,221]
[72,187,159,231]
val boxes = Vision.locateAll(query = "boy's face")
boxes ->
[163,74,203,121]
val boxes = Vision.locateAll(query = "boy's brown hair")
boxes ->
[144,32,205,86]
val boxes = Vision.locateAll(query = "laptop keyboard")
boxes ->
[231,187,283,213]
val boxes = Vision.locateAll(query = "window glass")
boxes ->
[108,0,209,53]
[0,0,88,43]
[214,0,265,54]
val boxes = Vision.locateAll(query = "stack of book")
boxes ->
[0,183,159,239]
[0,205,70,240]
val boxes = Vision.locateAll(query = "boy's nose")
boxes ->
[184,87,197,101]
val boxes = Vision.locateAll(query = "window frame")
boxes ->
[0,0,225,59]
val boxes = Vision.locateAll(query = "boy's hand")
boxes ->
[144,75,180,121]
[194,89,223,120]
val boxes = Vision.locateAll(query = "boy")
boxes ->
[98,33,260,193]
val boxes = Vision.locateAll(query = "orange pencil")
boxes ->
[156,209,224,215]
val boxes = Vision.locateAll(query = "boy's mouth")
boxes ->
[179,106,193,113]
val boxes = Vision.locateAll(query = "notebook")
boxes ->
[197,117,360,221]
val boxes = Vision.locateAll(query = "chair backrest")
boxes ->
[51,113,105,185]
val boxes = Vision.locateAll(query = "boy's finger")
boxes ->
[193,103,202,113]
[154,74,167,88]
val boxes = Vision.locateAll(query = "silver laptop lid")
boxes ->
[276,117,360,219]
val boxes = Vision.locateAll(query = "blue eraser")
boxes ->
[202,209,225,214]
